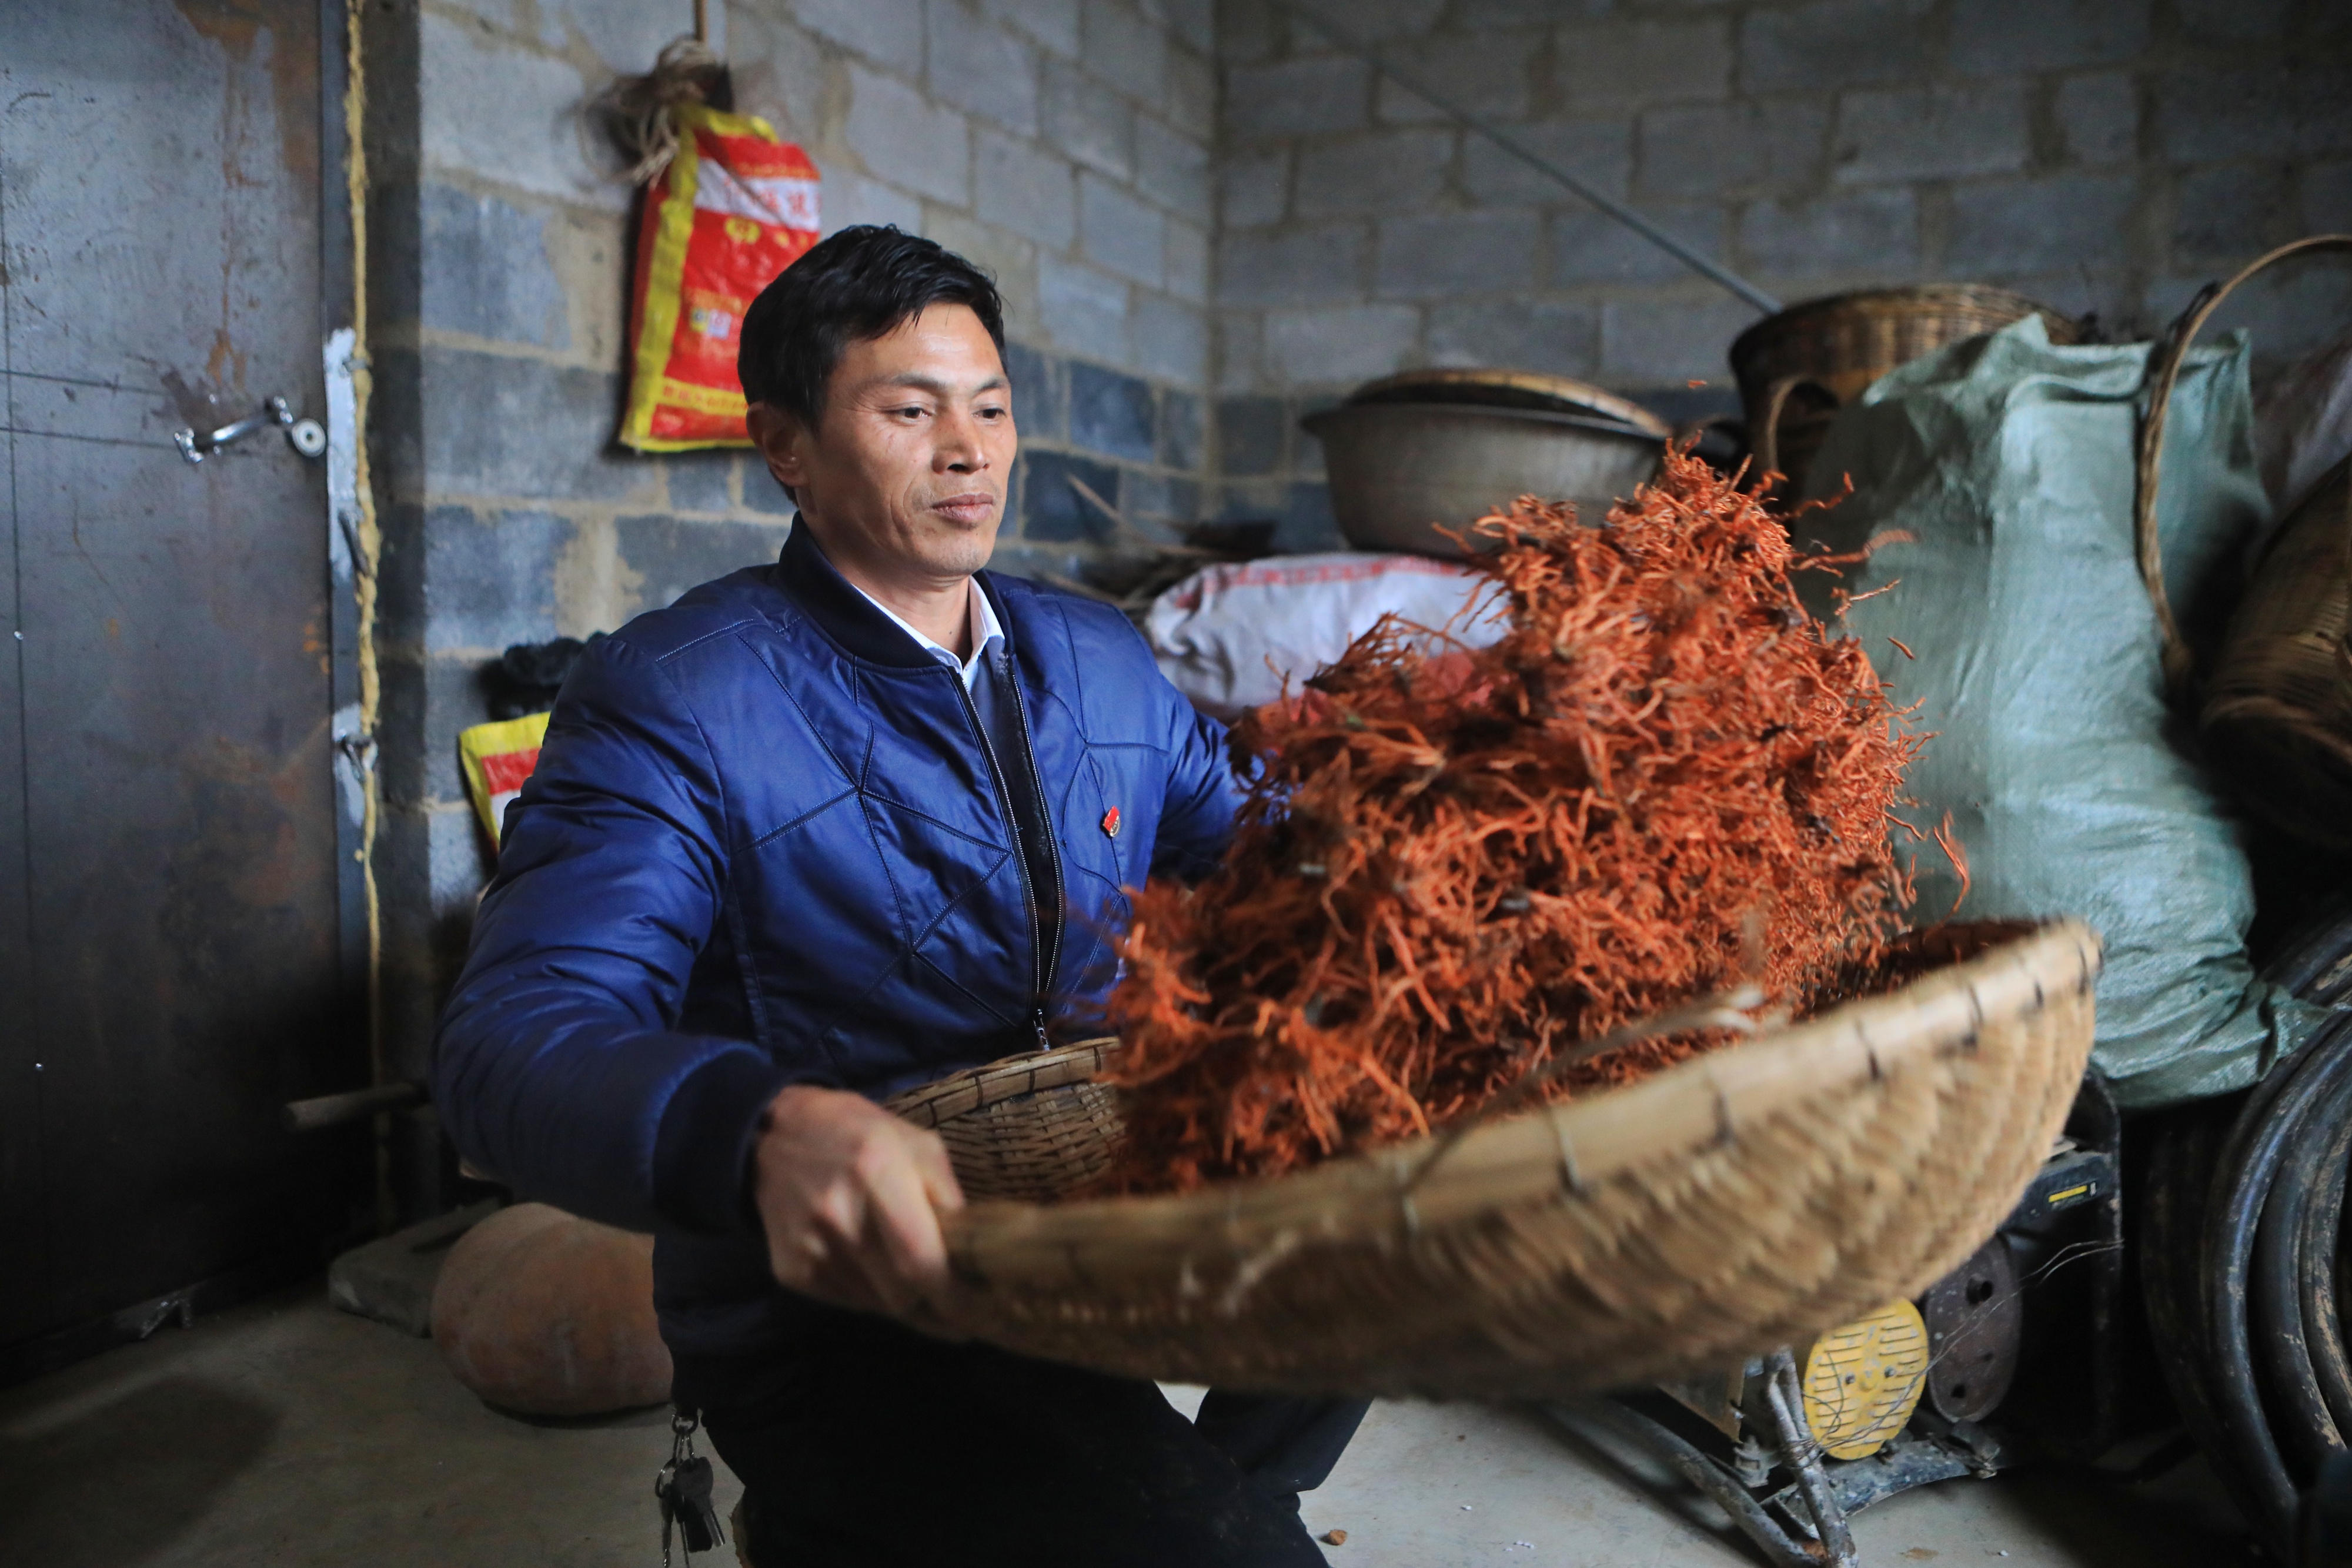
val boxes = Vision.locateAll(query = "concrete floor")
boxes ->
[0,1283,2257,1567]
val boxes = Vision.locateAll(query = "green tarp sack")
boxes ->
[1796,314,2330,1109]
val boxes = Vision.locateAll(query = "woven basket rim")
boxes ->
[1728,283,2077,370]
[944,919,2101,1262]
[886,1038,1121,1130]
[2244,451,2351,576]
[2204,693,2352,761]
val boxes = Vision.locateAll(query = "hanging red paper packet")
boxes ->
[619,102,820,451]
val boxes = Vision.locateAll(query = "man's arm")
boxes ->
[1152,694,1245,880]
[435,635,789,1235]
[435,640,962,1316]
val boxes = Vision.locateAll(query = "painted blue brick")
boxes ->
[1160,388,1205,472]
[1069,362,1157,463]
[1021,450,1123,541]
[1118,471,1203,531]
[1005,340,1068,444]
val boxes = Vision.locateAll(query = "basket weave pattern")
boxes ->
[886,1039,1125,1202]
[1729,285,2079,494]
[2130,236,2352,845]
[2202,459,2352,843]
[1729,284,2080,409]
[923,922,2099,1399]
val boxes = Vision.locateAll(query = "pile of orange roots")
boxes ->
[1101,447,1925,1193]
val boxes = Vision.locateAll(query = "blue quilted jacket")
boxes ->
[434,523,1241,1358]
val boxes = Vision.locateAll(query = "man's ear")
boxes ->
[746,402,809,499]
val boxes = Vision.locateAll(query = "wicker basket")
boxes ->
[886,1038,1124,1202]
[2202,457,2352,845]
[2140,236,2352,848]
[901,920,2100,1400]
[1729,284,2080,496]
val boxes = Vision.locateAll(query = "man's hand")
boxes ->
[751,1084,966,1319]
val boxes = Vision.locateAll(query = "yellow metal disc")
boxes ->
[1800,1300,1930,1460]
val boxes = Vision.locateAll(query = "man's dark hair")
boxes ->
[738,225,1006,429]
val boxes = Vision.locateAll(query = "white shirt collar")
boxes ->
[849,577,1003,690]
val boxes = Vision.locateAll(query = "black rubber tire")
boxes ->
[2252,1038,2352,1476]
[2138,892,2352,1560]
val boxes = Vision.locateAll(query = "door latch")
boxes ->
[175,395,328,464]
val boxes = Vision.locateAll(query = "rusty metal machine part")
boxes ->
[1920,1236,2024,1423]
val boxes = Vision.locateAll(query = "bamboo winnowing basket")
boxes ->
[895,920,2100,1400]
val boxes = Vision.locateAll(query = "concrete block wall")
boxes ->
[721,0,1221,569]
[363,0,1215,1209]
[360,0,2345,1215]
[1210,0,2352,541]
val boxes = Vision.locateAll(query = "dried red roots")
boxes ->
[1101,446,1922,1193]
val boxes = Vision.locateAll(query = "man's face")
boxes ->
[747,303,1015,587]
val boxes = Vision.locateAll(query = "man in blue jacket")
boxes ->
[435,226,1364,1565]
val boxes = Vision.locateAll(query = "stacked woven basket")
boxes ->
[1730,283,2082,496]
[890,920,2101,1399]
[2141,236,2352,851]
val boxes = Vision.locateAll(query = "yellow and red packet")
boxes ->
[619,102,821,451]
[458,713,552,847]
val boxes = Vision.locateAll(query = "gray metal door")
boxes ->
[1,0,366,1355]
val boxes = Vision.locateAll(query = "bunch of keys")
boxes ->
[655,1409,726,1564]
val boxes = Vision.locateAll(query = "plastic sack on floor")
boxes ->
[1796,315,2331,1108]
[432,1203,670,1417]
[619,101,819,451]
[1145,552,1507,718]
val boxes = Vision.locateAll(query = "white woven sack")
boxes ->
[1145,552,1506,718]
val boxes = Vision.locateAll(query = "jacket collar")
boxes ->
[774,519,1018,669]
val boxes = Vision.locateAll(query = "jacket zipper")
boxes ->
[953,668,1061,1044]
[1003,663,1066,1008]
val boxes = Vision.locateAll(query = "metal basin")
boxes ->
[1301,401,1665,558]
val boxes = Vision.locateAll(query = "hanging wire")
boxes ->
[1271,0,1782,316]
